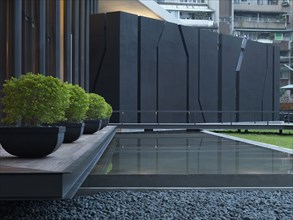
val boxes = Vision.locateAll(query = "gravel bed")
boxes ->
[0,190,292,219]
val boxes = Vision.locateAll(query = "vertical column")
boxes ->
[0,0,6,95]
[55,0,60,78]
[13,0,22,78]
[85,0,90,92]
[65,0,72,83]
[94,0,98,14]
[90,0,94,15]
[73,0,79,84]
[80,0,85,88]
[39,0,46,75]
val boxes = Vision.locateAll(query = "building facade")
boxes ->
[156,0,233,34]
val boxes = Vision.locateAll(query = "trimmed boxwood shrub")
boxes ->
[104,102,113,119]
[64,83,89,122]
[1,73,70,126]
[85,93,107,120]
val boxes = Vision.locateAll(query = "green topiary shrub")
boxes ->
[85,93,107,120]
[64,83,89,122]
[1,73,70,127]
[104,102,113,119]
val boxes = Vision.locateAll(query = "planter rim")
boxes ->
[0,126,66,133]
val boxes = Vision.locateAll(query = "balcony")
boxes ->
[179,18,214,26]
[234,16,287,30]
[234,3,289,13]
[158,0,207,5]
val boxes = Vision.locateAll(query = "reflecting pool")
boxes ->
[82,131,293,188]
[91,131,292,175]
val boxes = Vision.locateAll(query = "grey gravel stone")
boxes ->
[0,190,292,219]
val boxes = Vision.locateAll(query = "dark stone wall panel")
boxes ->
[90,12,279,124]
[239,40,267,121]
[140,17,165,123]
[90,12,120,122]
[180,26,202,123]
[158,23,187,123]
[119,12,138,123]
[199,30,218,122]
[90,14,106,92]
[222,35,242,122]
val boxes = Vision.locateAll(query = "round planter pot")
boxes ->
[83,119,102,134]
[100,118,110,129]
[0,126,65,158]
[60,122,85,143]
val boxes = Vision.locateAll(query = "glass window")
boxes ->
[257,0,263,4]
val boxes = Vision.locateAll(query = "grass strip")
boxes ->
[217,130,293,150]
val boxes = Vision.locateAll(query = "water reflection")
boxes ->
[91,131,293,175]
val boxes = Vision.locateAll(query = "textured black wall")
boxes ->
[90,12,279,123]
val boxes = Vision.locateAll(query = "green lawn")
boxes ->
[217,130,293,150]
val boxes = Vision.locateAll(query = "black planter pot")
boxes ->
[0,126,65,158]
[60,122,85,143]
[83,119,102,134]
[100,118,109,129]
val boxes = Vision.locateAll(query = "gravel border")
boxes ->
[1,190,292,219]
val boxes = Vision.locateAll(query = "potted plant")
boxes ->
[60,83,89,143]
[100,102,113,129]
[0,73,70,158]
[83,93,107,134]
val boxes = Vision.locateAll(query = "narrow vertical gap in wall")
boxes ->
[217,34,222,123]
[197,29,206,123]
[137,17,141,123]
[178,25,189,123]
[156,22,166,123]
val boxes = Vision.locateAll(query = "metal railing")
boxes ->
[109,110,292,125]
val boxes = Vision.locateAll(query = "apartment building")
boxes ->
[156,0,233,34]
[234,0,293,87]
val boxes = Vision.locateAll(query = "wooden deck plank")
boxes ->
[0,126,116,173]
